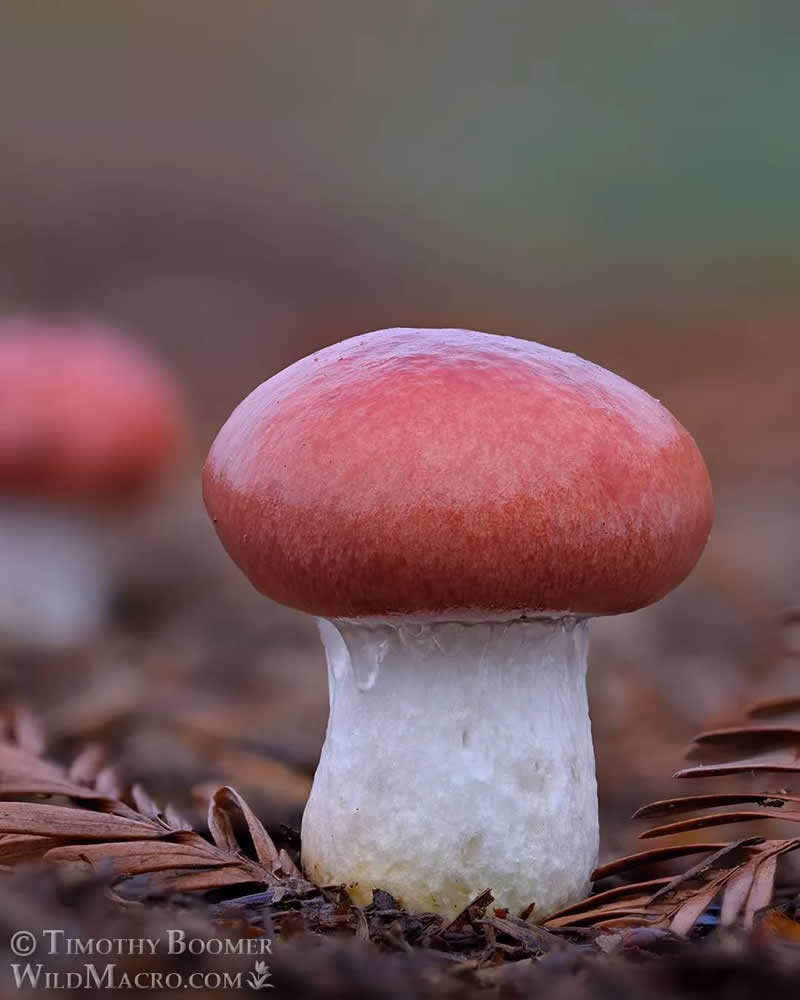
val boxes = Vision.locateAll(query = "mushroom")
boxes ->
[203,328,712,918]
[0,318,185,651]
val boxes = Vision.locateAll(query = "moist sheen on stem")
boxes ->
[301,616,597,917]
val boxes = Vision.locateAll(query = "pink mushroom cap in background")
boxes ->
[204,327,713,621]
[0,319,186,508]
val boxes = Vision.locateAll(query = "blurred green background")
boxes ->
[1,3,798,445]
[0,1,798,852]
[5,3,800,298]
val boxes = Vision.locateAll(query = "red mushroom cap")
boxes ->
[203,328,712,619]
[0,319,185,506]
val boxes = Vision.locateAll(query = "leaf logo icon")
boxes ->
[247,961,274,989]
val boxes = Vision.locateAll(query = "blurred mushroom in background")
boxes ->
[0,318,186,651]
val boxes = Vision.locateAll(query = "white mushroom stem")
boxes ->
[301,616,598,918]
[0,503,111,652]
